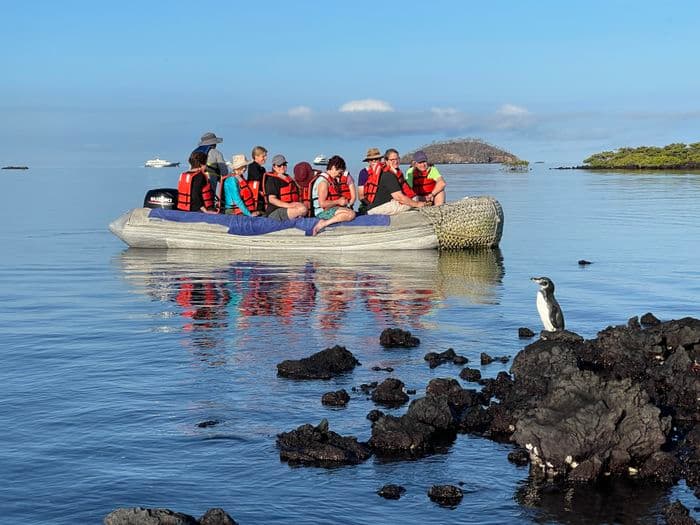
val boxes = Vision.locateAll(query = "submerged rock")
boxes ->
[277,419,371,467]
[427,485,463,506]
[321,389,350,407]
[377,484,406,500]
[663,500,698,525]
[380,328,420,348]
[277,345,360,380]
[424,348,468,368]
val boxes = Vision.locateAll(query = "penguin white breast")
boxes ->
[536,291,555,331]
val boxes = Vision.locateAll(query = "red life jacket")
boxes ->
[218,174,257,215]
[177,169,214,211]
[363,163,415,204]
[300,173,322,217]
[262,172,301,205]
[336,173,352,201]
[411,167,437,196]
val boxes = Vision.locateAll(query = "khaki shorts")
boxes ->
[367,200,412,216]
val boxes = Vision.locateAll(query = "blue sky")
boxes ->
[2,0,700,167]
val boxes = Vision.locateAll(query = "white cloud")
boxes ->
[496,104,529,117]
[288,106,312,118]
[339,99,394,113]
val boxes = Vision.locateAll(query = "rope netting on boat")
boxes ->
[419,196,504,249]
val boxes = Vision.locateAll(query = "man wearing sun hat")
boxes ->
[356,147,383,214]
[220,154,260,216]
[192,131,229,199]
[406,150,447,206]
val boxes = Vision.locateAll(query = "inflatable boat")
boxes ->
[109,196,503,251]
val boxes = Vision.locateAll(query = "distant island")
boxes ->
[401,138,520,165]
[580,143,700,169]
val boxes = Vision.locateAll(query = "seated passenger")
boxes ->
[311,155,356,236]
[406,150,446,205]
[263,154,308,221]
[177,151,218,213]
[365,148,426,215]
[221,154,261,216]
[357,147,383,214]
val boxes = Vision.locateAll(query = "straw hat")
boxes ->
[363,147,383,161]
[230,154,253,170]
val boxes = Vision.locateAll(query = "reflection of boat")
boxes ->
[313,155,328,166]
[109,196,504,251]
[144,157,180,168]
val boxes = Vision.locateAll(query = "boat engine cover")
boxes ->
[144,188,178,210]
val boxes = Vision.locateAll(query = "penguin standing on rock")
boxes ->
[530,276,565,331]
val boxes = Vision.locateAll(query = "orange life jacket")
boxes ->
[363,163,415,204]
[336,173,352,201]
[218,174,257,215]
[411,167,437,196]
[262,172,301,205]
[300,173,322,217]
[177,169,214,211]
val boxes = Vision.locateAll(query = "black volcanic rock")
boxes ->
[104,507,238,525]
[427,485,463,506]
[377,484,406,500]
[277,345,360,379]
[321,389,350,407]
[371,378,409,407]
[277,419,371,467]
[380,328,420,348]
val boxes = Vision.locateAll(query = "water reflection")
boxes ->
[116,248,504,349]
[516,477,671,524]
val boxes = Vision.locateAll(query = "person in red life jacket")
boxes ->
[177,151,218,213]
[247,145,268,214]
[356,147,383,214]
[406,150,447,205]
[191,132,229,200]
[293,161,322,215]
[311,155,357,236]
[365,148,426,215]
[220,154,261,216]
[262,154,308,221]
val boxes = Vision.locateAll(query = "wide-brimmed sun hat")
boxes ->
[230,154,253,170]
[363,147,383,162]
[198,132,224,146]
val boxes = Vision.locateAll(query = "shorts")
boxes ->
[367,200,412,215]
[316,207,339,220]
[266,208,290,221]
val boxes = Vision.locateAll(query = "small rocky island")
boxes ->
[401,139,520,165]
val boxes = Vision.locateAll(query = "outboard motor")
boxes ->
[143,188,178,209]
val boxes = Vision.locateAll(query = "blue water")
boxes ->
[2,164,700,524]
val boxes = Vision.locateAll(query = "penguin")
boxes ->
[530,276,565,331]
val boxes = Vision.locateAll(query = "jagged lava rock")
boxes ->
[277,345,360,379]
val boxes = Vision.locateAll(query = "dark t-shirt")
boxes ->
[357,168,369,187]
[247,161,267,212]
[188,172,209,212]
[264,173,292,215]
[367,171,401,211]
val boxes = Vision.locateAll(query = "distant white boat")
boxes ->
[145,157,180,168]
[313,155,328,166]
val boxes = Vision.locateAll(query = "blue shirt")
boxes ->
[223,175,252,216]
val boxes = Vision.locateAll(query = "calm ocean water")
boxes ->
[2,163,700,524]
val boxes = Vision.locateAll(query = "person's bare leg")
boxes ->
[312,208,355,236]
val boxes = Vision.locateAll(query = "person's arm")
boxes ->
[391,190,425,207]
[228,179,252,216]
[346,173,357,206]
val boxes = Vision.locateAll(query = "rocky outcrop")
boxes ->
[276,419,371,467]
[104,507,237,525]
[380,328,420,348]
[276,345,360,379]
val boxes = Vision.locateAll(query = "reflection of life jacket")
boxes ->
[219,174,257,214]
[411,167,437,196]
[177,169,214,211]
[363,164,415,204]
[262,172,301,205]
